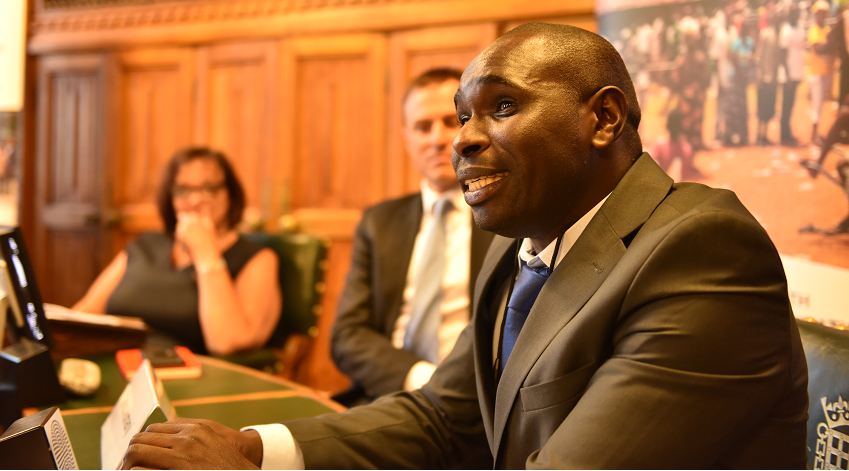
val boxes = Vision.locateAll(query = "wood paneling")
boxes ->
[35,54,107,305]
[46,230,102,306]
[111,48,195,246]
[386,24,498,197]
[196,40,280,229]
[28,0,595,54]
[281,34,386,237]
[23,0,597,391]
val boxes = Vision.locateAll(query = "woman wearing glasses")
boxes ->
[73,147,282,355]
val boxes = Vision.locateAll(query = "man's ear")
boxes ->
[588,86,629,151]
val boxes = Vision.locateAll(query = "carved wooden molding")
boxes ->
[29,0,594,54]
[43,0,173,9]
[34,0,447,33]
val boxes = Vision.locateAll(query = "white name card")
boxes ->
[100,359,176,470]
[782,254,849,326]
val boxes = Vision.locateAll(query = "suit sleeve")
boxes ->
[287,320,492,469]
[528,208,807,469]
[331,208,423,397]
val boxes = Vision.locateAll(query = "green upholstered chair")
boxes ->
[219,233,328,378]
[797,319,849,470]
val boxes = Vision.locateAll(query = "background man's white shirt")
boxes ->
[392,180,471,390]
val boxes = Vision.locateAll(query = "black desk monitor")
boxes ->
[0,226,52,349]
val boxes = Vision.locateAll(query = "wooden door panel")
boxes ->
[293,56,374,210]
[112,48,195,247]
[387,24,498,197]
[35,54,106,306]
[281,34,387,235]
[46,230,103,306]
[49,74,99,205]
[196,41,279,230]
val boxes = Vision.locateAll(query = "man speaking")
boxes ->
[122,23,807,469]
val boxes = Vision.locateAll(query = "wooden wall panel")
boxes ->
[281,34,386,238]
[35,55,107,306]
[293,56,374,209]
[196,40,280,230]
[386,24,498,197]
[111,48,195,248]
[49,74,98,204]
[46,231,102,306]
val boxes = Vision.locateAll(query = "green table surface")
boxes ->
[55,355,340,469]
[59,354,295,410]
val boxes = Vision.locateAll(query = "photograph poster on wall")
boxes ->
[596,0,849,324]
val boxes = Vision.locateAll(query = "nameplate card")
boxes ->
[99,359,175,470]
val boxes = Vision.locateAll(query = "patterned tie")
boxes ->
[404,198,452,364]
[499,258,550,376]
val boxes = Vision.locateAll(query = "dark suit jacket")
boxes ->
[331,193,494,397]
[287,154,808,468]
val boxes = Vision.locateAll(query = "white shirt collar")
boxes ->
[518,194,611,269]
[420,180,465,215]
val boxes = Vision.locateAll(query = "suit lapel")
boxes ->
[472,235,517,454]
[384,194,423,331]
[469,220,496,302]
[489,153,673,459]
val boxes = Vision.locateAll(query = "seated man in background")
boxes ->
[331,68,494,405]
[123,24,807,469]
[73,147,282,356]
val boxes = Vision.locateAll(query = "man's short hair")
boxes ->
[401,68,463,120]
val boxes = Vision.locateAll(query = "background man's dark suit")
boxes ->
[286,154,808,468]
[331,192,494,397]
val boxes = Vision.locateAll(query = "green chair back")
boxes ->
[244,232,328,346]
[797,320,849,470]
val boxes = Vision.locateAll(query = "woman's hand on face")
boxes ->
[175,208,219,261]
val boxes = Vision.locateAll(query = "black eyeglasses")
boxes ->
[172,183,226,199]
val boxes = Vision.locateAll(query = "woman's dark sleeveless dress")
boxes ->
[106,233,263,354]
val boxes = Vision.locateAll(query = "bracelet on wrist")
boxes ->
[195,256,228,275]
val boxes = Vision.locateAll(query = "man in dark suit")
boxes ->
[331,69,494,404]
[122,23,808,469]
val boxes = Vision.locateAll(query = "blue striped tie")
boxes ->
[500,260,550,375]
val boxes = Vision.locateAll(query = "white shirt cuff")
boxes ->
[403,361,437,391]
[240,423,305,470]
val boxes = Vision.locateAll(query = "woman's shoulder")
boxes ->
[127,232,171,252]
[231,234,265,258]
[222,235,272,277]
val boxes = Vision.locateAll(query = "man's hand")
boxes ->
[121,418,263,470]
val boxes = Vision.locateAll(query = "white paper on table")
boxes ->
[99,359,175,470]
